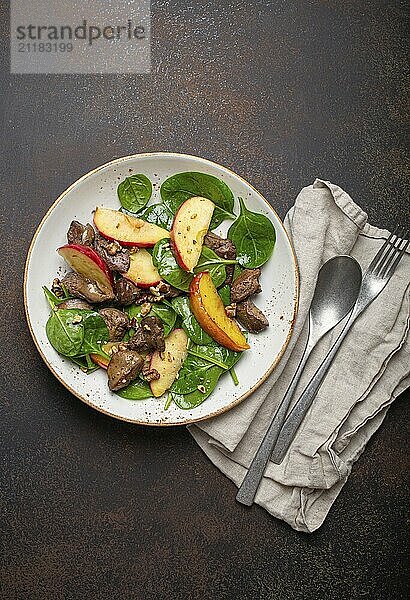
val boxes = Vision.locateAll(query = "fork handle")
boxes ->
[270,309,358,464]
[236,342,312,506]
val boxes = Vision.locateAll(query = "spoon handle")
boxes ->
[270,311,357,464]
[236,338,313,506]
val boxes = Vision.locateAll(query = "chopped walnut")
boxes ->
[108,342,128,355]
[140,302,152,317]
[149,286,162,297]
[225,303,237,318]
[51,278,65,298]
[142,356,160,382]
[149,281,171,298]
[106,241,121,255]
[143,368,160,382]
[70,313,83,324]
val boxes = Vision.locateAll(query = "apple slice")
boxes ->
[124,249,162,288]
[57,244,114,295]
[90,342,122,369]
[94,207,170,247]
[171,196,215,271]
[190,272,249,352]
[90,354,110,369]
[150,329,188,398]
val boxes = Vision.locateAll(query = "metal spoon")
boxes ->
[236,255,362,506]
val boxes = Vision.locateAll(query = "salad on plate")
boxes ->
[43,171,276,410]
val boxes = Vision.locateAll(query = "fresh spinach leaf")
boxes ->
[43,286,61,308]
[172,366,223,409]
[195,247,227,288]
[152,239,193,291]
[79,312,110,355]
[152,240,231,292]
[125,301,177,337]
[116,379,153,400]
[188,340,244,370]
[218,285,231,306]
[232,263,243,281]
[70,355,100,374]
[171,297,213,345]
[117,174,152,213]
[46,309,85,357]
[141,203,174,230]
[46,307,110,360]
[160,172,235,229]
[228,197,276,268]
[150,304,177,337]
[125,304,144,320]
[229,367,239,386]
[172,339,245,407]
[171,355,221,394]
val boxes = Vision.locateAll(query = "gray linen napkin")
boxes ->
[189,179,409,532]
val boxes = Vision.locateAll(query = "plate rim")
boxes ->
[23,151,299,426]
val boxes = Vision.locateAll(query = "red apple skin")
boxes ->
[170,197,215,271]
[90,354,110,369]
[170,237,188,271]
[93,207,169,248]
[124,276,161,289]
[58,244,114,287]
[96,230,152,249]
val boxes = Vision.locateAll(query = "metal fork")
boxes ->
[270,230,409,465]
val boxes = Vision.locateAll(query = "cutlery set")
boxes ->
[237,230,409,506]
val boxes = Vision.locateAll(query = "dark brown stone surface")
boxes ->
[0,1,408,598]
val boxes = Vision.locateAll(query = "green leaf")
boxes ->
[117,174,152,213]
[150,304,177,337]
[171,355,221,394]
[116,379,153,400]
[194,247,226,288]
[160,172,235,229]
[125,304,144,320]
[79,312,110,355]
[152,239,193,291]
[172,366,223,409]
[172,338,246,408]
[218,285,231,306]
[232,263,243,281]
[125,301,177,337]
[228,197,276,268]
[46,309,84,357]
[171,297,213,345]
[43,286,61,308]
[152,240,229,292]
[188,340,244,370]
[46,308,110,361]
[141,203,174,230]
[70,356,100,374]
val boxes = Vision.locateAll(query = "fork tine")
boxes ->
[379,233,403,277]
[385,234,409,278]
[370,229,397,273]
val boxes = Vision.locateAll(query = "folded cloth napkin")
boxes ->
[189,179,410,532]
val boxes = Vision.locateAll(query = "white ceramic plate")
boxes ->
[24,153,298,426]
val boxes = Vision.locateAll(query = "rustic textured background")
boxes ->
[1,1,409,598]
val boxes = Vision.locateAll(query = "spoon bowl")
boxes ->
[310,255,363,343]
